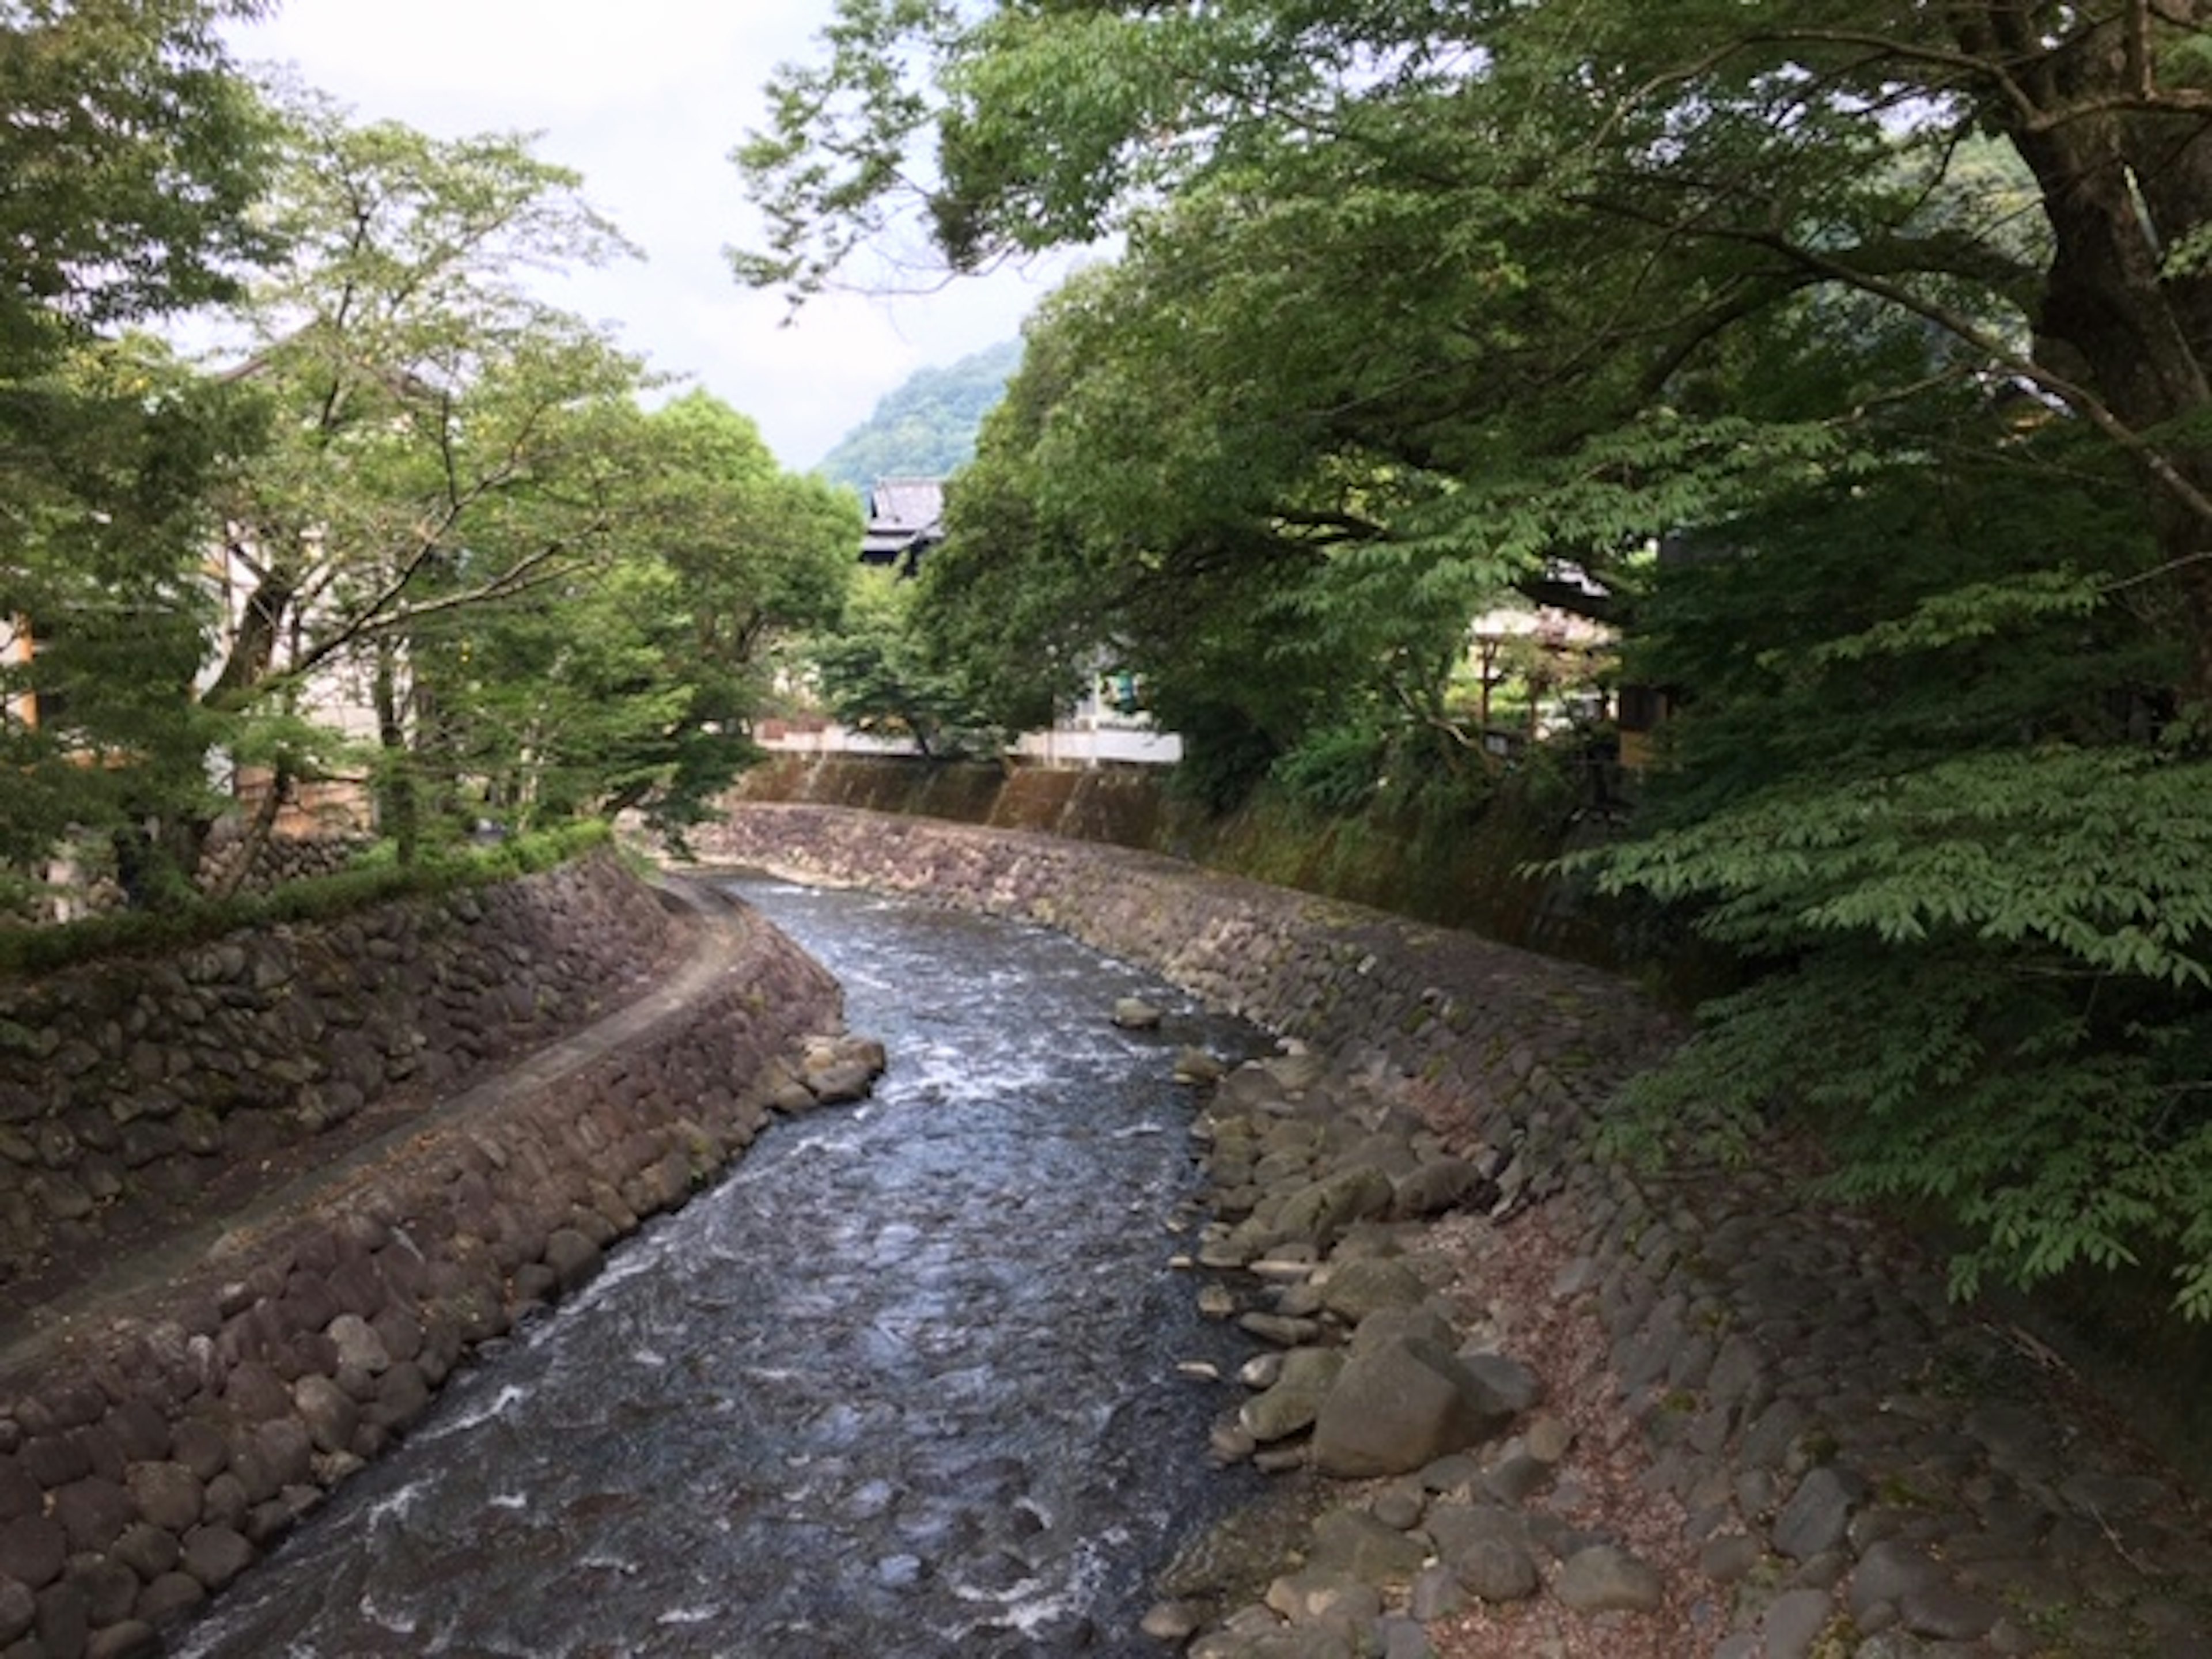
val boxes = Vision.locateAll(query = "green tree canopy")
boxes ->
[815,337,1021,493]
[741,1,2212,1318]
[440,392,858,841]
[0,0,276,907]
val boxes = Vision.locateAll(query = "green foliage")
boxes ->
[815,339,1021,491]
[0,1,275,899]
[809,566,998,757]
[433,392,858,844]
[0,820,611,980]
[0,0,275,358]
[1576,427,2212,1313]
[741,0,2212,1324]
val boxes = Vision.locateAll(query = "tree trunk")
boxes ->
[373,637,419,866]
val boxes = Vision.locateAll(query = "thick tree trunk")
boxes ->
[1957,5,2212,711]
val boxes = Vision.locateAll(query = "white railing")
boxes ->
[758,720,1183,767]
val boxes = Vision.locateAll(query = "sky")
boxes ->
[222,0,1081,472]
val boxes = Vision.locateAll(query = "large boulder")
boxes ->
[1271,1166,1395,1251]
[1241,1349,1347,1444]
[1311,1335,1519,1479]
[1315,1258,1428,1324]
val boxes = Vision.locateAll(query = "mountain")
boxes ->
[815,339,1022,494]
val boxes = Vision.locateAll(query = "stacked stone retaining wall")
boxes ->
[699,805,2212,1657]
[0,870,845,1657]
[696,804,1676,1176]
[0,851,683,1290]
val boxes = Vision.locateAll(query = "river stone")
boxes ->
[543,1228,602,1291]
[1112,998,1163,1031]
[1240,1312,1323,1347]
[1760,1586,1835,1657]
[1175,1048,1229,1085]
[169,1420,228,1483]
[135,1569,206,1625]
[1143,1601,1204,1642]
[0,1461,36,1525]
[1317,1259,1427,1323]
[1391,1157,1488,1220]
[35,1579,88,1657]
[1350,1304,1459,1356]
[0,1576,29,1645]
[123,1463,202,1536]
[1404,1564,1464,1623]
[52,1475,132,1555]
[180,1522,255,1592]
[20,1434,90,1488]
[1312,1337,1516,1479]
[805,1059,875,1104]
[1480,1446,1555,1505]
[1272,1167,1395,1250]
[1456,1535,1541,1603]
[1900,1581,2002,1641]
[1555,1544,1665,1613]
[1309,1507,1429,1586]
[1241,1351,1286,1390]
[1849,1539,1945,1620]
[325,1313,390,1374]
[109,1523,179,1583]
[1524,1414,1573,1464]
[1774,1467,1866,1562]
[1242,1349,1346,1443]
[1266,1567,1385,1628]
[1458,1351,1542,1415]
[72,1555,141,1627]
[86,1618,162,1659]
[291,1376,358,1456]
[0,1515,64,1590]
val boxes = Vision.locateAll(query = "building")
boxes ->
[859,478,946,577]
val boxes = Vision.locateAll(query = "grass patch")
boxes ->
[0,821,613,980]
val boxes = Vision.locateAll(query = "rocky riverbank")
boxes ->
[1150,1037,2212,1659]
[695,807,2212,1659]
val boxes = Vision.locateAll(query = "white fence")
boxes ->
[759,720,1183,767]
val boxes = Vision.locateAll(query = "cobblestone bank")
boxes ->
[0,851,681,1288]
[698,804,2212,1658]
[0,876,863,1659]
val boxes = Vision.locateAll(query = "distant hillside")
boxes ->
[816,339,1021,494]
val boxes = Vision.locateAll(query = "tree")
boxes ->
[810,565,994,758]
[815,338,1021,491]
[209,93,649,865]
[0,0,275,906]
[0,0,274,364]
[739,2,2212,1317]
[438,393,858,841]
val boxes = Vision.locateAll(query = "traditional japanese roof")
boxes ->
[860,477,946,572]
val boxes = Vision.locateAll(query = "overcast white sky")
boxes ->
[224,0,1078,471]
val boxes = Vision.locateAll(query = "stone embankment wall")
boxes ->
[191,831,372,900]
[700,805,2212,1659]
[698,803,1677,1177]
[731,752,1622,965]
[0,851,681,1290]
[0,862,849,1658]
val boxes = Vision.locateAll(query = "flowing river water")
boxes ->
[175,878,1271,1658]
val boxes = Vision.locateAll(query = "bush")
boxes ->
[0,820,613,980]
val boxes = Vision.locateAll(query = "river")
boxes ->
[175,878,1268,1657]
